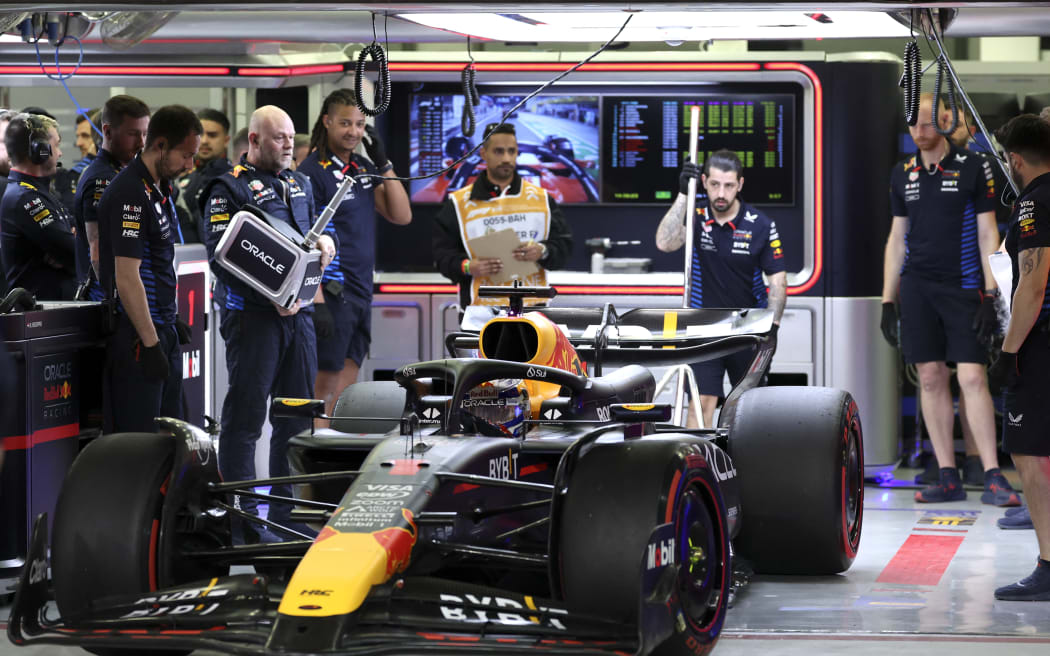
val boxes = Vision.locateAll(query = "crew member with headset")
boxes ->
[655,149,787,428]
[0,112,76,300]
[433,122,573,310]
[987,115,1050,601]
[97,105,201,433]
[73,95,150,302]
[174,108,233,244]
[298,88,412,421]
[202,106,335,542]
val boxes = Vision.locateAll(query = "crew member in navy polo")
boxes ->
[203,105,335,542]
[0,113,76,300]
[298,88,411,423]
[98,105,201,434]
[73,95,150,301]
[882,93,1019,505]
[986,115,1050,600]
[656,148,787,429]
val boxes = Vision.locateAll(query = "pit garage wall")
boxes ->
[367,56,902,476]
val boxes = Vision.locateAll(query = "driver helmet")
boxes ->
[462,378,531,437]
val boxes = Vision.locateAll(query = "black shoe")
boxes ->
[995,559,1050,601]
[915,467,967,503]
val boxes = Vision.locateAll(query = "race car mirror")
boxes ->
[271,397,326,419]
[213,175,355,311]
[478,282,557,316]
[609,403,672,423]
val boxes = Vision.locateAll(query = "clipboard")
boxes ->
[467,228,539,284]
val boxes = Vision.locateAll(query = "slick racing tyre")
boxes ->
[331,380,407,433]
[727,386,864,575]
[555,438,730,656]
[52,433,225,656]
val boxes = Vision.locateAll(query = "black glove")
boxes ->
[362,124,389,169]
[973,289,999,345]
[175,317,192,345]
[313,302,335,339]
[880,302,899,348]
[135,340,169,382]
[679,160,700,196]
[987,350,1019,390]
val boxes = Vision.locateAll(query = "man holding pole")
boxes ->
[655,147,787,428]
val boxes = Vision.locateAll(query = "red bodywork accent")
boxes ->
[2,422,78,451]
[372,509,418,576]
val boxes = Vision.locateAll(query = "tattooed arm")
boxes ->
[655,194,688,252]
[767,271,788,324]
[1002,246,1050,352]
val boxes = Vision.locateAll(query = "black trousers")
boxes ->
[104,313,182,434]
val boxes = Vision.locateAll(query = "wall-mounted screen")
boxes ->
[601,94,796,205]
[408,93,600,204]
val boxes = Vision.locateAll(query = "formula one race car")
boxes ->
[413,137,599,203]
[8,287,863,655]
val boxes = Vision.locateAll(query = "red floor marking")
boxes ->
[876,534,965,586]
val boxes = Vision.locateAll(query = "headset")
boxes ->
[24,114,52,165]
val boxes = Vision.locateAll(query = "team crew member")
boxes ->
[298,89,412,419]
[97,105,201,433]
[174,108,233,243]
[203,106,335,541]
[655,149,787,428]
[0,109,13,296]
[0,113,76,299]
[433,122,573,309]
[882,93,1018,505]
[986,115,1050,600]
[73,111,98,172]
[73,95,150,301]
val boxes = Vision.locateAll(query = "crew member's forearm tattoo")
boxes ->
[655,194,687,251]
[1021,248,1042,277]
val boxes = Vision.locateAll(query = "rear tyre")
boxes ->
[52,433,225,656]
[556,438,730,656]
[727,386,864,575]
[331,381,406,433]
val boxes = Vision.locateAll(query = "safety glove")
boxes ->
[679,160,700,196]
[880,302,899,348]
[362,124,389,170]
[135,339,169,382]
[973,289,999,345]
[313,302,336,339]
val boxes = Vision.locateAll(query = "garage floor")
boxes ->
[1,475,1049,655]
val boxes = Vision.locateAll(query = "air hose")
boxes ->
[930,56,959,136]
[461,62,480,137]
[901,39,921,126]
[355,41,390,118]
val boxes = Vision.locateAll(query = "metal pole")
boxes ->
[674,104,702,425]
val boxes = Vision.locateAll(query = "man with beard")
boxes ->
[174,108,233,243]
[882,93,1019,505]
[203,106,335,542]
[655,148,787,428]
[986,114,1050,600]
[298,88,412,422]
[97,105,201,433]
[434,122,573,310]
[73,95,150,302]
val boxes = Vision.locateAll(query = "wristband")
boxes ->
[379,163,394,174]
[461,259,471,275]
[539,242,549,261]
[982,288,999,299]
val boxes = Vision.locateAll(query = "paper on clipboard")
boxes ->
[467,228,538,284]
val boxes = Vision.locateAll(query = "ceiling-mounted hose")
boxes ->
[355,41,390,118]
[931,56,959,136]
[461,62,480,137]
[901,39,921,126]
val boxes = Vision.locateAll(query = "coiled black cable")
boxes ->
[460,63,480,137]
[355,41,390,118]
[902,39,921,126]
[930,56,959,136]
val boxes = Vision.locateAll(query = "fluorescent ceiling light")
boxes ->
[398,11,911,42]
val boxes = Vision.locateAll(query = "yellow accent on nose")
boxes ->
[278,533,391,618]
[662,312,678,349]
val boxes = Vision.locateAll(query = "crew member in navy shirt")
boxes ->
[203,105,335,541]
[73,94,150,301]
[298,89,411,423]
[986,115,1050,600]
[0,113,76,299]
[882,93,1019,505]
[656,148,786,428]
[98,105,201,433]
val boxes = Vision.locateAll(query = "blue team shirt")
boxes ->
[296,150,378,300]
[1005,172,1050,327]
[98,154,179,326]
[689,199,785,309]
[889,142,997,288]
[0,171,77,299]
[73,148,122,300]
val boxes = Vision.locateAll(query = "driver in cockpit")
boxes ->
[433,122,573,311]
